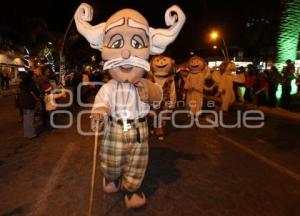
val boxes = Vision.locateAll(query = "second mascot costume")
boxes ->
[184,56,210,115]
[218,61,245,111]
[74,3,185,208]
[150,55,176,140]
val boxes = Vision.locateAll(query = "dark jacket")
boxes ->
[19,77,39,110]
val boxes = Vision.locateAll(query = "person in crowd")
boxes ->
[0,69,3,90]
[267,66,280,107]
[244,66,257,103]
[43,82,66,130]
[89,70,102,95]
[280,59,295,109]
[233,66,246,103]
[19,71,39,139]
[36,66,52,130]
[71,72,82,106]
[33,64,42,83]
[39,66,51,93]
[254,71,269,106]
[296,73,300,94]
[175,66,190,101]
[15,72,27,122]
[2,71,10,90]
[81,70,90,103]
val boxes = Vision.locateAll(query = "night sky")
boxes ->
[1,0,281,60]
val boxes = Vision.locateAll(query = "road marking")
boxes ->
[218,134,300,182]
[28,142,76,216]
[257,139,267,144]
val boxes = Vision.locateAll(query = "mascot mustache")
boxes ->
[103,56,150,72]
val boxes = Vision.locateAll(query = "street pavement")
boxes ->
[0,94,300,216]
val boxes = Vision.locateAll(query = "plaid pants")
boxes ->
[100,120,148,192]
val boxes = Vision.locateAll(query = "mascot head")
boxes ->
[188,56,206,74]
[150,55,175,77]
[219,61,236,75]
[74,3,185,83]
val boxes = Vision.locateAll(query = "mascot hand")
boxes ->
[90,107,109,121]
[135,80,149,102]
[135,79,163,103]
[90,113,105,121]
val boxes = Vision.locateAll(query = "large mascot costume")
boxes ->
[74,3,185,208]
[150,55,176,140]
[184,56,210,115]
[218,61,245,111]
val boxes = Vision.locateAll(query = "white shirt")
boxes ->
[44,92,65,111]
[92,80,150,119]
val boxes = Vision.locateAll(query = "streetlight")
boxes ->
[210,30,229,60]
[210,31,219,40]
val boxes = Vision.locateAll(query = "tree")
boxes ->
[277,0,300,65]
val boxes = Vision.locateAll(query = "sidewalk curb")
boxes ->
[254,106,300,122]
[205,96,300,122]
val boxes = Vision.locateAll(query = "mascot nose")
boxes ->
[121,50,131,59]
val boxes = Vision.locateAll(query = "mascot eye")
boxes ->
[131,35,146,49]
[131,39,142,48]
[110,39,124,48]
[107,34,124,48]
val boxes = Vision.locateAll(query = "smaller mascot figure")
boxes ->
[74,3,185,208]
[184,56,210,116]
[218,61,245,112]
[150,55,176,140]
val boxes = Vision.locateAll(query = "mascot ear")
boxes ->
[149,5,186,55]
[74,3,106,50]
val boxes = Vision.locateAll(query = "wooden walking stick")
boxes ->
[88,119,100,216]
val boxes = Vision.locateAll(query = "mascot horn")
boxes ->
[75,3,185,54]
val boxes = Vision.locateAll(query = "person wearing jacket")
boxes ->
[19,71,39,138]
